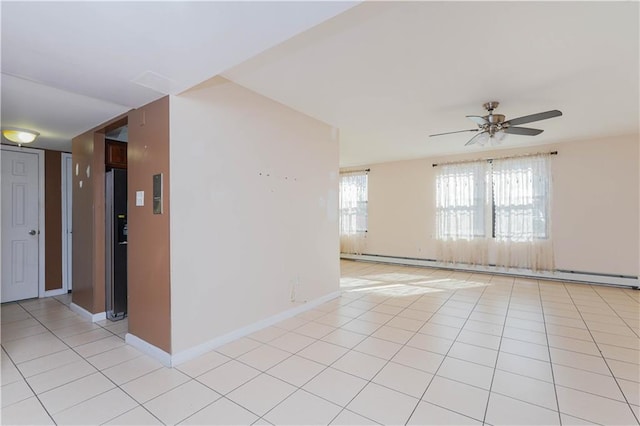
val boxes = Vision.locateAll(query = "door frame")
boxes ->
[1,145,46,299]
[61,152,72,293]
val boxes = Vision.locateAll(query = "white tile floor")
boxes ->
[2,260,639,425]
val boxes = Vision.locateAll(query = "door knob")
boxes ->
[28,229,37,235]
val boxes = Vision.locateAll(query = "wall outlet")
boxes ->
[290,284,296,302]
[290,275,300,302]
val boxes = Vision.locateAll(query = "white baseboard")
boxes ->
[70,303,106,322]
[44,288,67,298]
[122,290,341,367]
[341,253,639,288]
[126,333,172,367]
[170,290,341,366]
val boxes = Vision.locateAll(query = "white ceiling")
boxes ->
[2,2,638,166]
[224,1,639,166]
[1,1,357,151]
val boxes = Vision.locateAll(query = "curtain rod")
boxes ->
[432,151,557,167]
[340,168,370,174]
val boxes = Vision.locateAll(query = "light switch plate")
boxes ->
[136,191,144,207]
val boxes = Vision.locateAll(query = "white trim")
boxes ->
[122,291,341,367]
[61,152,72,292]
[70,302,106,322]
[37,150,45,298]
[0,145,46,299]
[125,333,172,367]
[341,253,640,288]
[170,291,341,366]
[44,288,67,298]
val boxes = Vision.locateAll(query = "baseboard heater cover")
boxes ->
[341,253,639,289]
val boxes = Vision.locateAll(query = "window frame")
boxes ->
[436,156,551,242]
[339,171,369,236]
[435,163,489,240]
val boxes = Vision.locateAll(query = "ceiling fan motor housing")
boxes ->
[482,102,505,135]
[486,114,505,124]
[483,101,500,112]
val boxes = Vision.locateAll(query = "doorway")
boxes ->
[1,145,45,303]
[62,152,73,292]
[104,124,128,322]
[105,168,127,320]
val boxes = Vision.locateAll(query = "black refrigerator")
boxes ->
[106,169,127,320]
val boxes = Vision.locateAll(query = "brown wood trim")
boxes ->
[102,116,129,135]
[44,150,63,291]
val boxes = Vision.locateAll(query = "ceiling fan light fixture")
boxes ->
[493,131,507,142]
[2,128,39,145]
[476,132,489,146]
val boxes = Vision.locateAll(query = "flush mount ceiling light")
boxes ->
[2,128,40,145]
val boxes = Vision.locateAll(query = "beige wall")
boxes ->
[169,77,340,353]
[552,135,638,275]
[358,135,639,276]
[128,97,172,353]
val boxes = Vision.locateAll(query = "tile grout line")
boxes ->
[402,274,497,425]
[589,286,640,340]
[262,287,401,425]
[7,298,165,425]
[341,263,640,424]
[3,264,637,425]
[363,271,478,424]
[480,274,516,425]
[239,283,399,424]
[1,305,87,425]
[562,283,640,425]
[540,280,563,425]
[176,288,385,424]
[44,303,166,425]
[0,345,57,425]
[1,300,77,425]
[249,268,450,425]
[183,290,376,424]
[326,271,452,425]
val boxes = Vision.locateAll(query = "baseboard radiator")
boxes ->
[341,253,639,289]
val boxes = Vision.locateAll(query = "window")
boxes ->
[492,156,550,241]
[339,172,368,235]
[436,162,488,240]
[436,155,551,242]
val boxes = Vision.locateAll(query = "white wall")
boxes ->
[170,77,339,353]
[357,135,639,277]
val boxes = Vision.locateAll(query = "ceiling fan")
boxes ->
[430,102,562,146]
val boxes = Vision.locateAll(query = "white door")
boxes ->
[1,149,40,302]
[62,153,73,291]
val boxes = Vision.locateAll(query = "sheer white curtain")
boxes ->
[491,154,554,271]
[435,162,490,265]
[339,172,368,254]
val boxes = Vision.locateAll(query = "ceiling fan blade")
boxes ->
[466,115,488,125]
[465,131,487,146]
[504,110,562,126]
[429,129,478,137]
[503,127,544,136]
